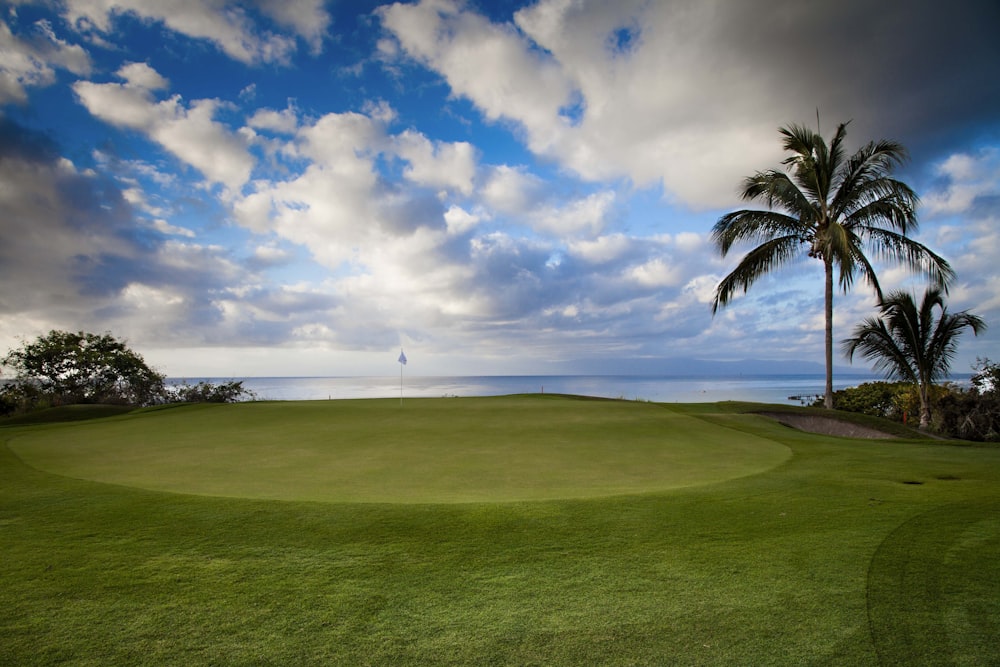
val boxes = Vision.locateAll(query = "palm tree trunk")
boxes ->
[824,258,834,409]
[918,383,931,429]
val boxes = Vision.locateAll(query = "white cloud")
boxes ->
[480,164,542,213]
[378,0,575,151]
[569,233,633,264]
[394,129,477,195]
[234,110,429,272]
[0,18,91,104]
[530,190,614,237]
[250,243,293,267]
[150,218,196,238]
[254,0,330,54]
[683,274,722,304]
[116,61,168,89]
[248,105,299,134]
[443,204,484,235]
[674,231,703,253]
[60,0,330,65]
[381,0,879,209]
[626,257,682,288]
[923,148,1000,216]
[73,64,253,191]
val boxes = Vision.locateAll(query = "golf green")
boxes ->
[8,396,791,503]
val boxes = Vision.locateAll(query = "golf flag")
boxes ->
[398,349,407,365]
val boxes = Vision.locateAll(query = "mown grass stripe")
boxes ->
[866,499,1000,666]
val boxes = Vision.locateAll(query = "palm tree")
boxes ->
[711,121,954,408]
[842,287,986,428]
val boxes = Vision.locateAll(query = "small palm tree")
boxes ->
[712,120,954,408]
[842,287,986,428]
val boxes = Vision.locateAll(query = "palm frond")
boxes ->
[841,315,917,383]
[846,287,986,387]
[925,293,988,382]
[819,122,850,197]
[712,235,803,314]
[778,124,827,203]
[839,180,919,233]
[842,233,883,298]
[711,209,804,257]
[853,227,955,289]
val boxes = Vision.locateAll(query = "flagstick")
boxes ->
[397,348,407,406]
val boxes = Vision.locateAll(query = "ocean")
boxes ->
[168,374,882,405]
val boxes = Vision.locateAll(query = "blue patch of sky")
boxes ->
[617,187,718,237]
[608,24,641,57]
[469,0,532,23]
[558,90,586,127]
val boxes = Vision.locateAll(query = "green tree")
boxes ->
[2,330,166,407]
[711,121,954,408]
[841,287,986,428]
[936,358,1000,441]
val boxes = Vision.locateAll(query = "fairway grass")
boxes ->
[2,396,999,665]
[6,396,791,503]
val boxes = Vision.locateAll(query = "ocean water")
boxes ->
[168,374,880,405]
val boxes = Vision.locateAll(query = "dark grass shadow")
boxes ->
[0,404,136,427]
[866,499,1000,665]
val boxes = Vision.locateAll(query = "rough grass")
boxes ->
[1,396,998,665]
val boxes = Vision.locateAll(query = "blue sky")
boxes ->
[1,0,998,377]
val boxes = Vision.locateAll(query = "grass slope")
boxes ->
[1,397,998,665]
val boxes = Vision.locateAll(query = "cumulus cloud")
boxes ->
[924,148,1000,217]
[530,190,615,237]
[0,18,91,104]
[378,0,575,148]
[443,204,485,235]
[480,164,543,214]
[73,63,253,191]
[394,129,477,195]
[59,0,331,64]
[382,0,1000,210]
[0,118,241,347]
[248,105,299,134]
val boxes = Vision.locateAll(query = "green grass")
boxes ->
[1,396,998,665]
[7,396,791,502]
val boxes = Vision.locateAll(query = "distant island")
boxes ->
[549,357,869,377]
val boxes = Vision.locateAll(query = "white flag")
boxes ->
[398,349,407,365]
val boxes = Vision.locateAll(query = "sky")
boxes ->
[1,0,998,378]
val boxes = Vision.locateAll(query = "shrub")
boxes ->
[169,380,255,403]
[934,359,1000,442]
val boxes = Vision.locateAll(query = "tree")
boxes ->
[935,358,1000,441]
[841,287,986,428]
[2,330,166,407]
[711,120,954,408]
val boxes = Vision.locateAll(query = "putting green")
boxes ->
[9,396,791,503]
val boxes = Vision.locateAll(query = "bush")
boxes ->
[821,382,907,420]
[828,361,1000,441]
[169,380,255,403]
[821,381,956,429]
[934,359,1000,442]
